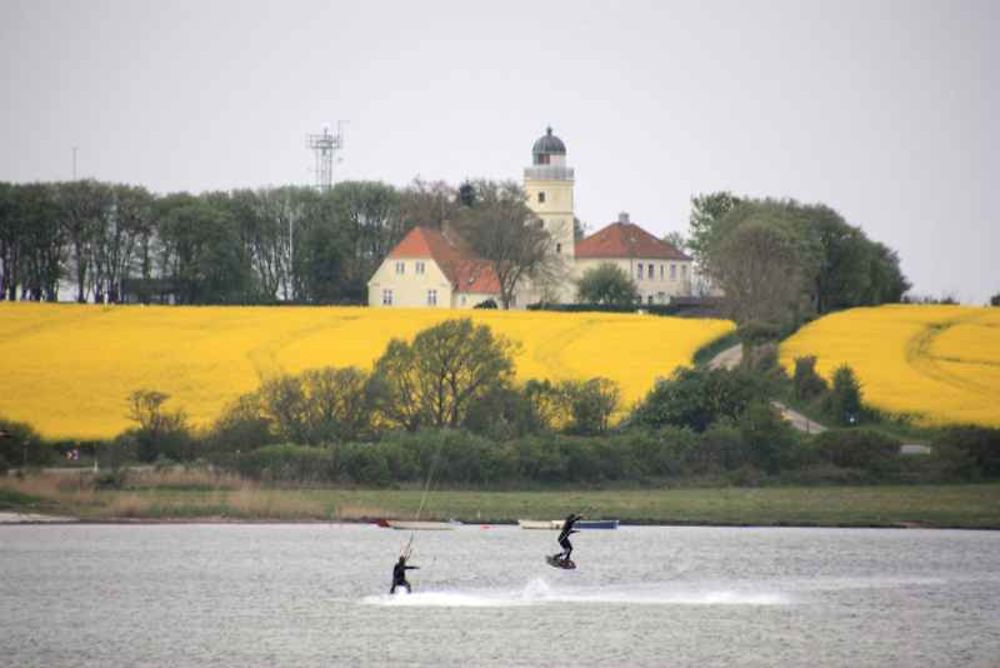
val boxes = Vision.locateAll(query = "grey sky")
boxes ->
[2,0,997,302]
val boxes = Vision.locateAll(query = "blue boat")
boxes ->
[576,519,619,530]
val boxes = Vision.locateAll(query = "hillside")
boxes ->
[780,305,1000,427]
[0,303,733,439]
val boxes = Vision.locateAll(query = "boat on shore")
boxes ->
[517,519,561,530]
[379,519,460,531]
[517,519,619,530]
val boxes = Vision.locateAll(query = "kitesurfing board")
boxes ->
[546,555,576,570]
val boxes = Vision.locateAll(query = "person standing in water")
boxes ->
[390,555,419,594]
[555,513,583,562]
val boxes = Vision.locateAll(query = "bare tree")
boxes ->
[712,220,807,325]
[455,180,552,309]
[399,178,457,230]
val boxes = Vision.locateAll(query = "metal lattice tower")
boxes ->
[306,122,345,191]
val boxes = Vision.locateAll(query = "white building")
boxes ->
[368,128,693,308]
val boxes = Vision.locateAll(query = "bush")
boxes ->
[933,427,1000,479]
[793,356,828,400]
[814,428,900,473]
[340,443,391,486]
[206,395,275,454]
[697,423,750,473]
[125,390,195,462]
[234,444,335,483]
[632,367,762,432]
[824,365,863,426]
[0,418,55,468]
[736,401,809,474]
[463,386,539,440]
[561,378,620,436]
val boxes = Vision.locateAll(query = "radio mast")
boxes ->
[306,122,345,191]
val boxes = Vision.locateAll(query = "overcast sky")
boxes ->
[1,0,997,302]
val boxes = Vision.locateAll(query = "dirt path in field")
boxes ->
[708,343,743,370]
[708,344,828,434]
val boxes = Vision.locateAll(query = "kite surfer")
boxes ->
[554,513,583,563]
[390,555,419,594]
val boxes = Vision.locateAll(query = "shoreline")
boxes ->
[2,512,997,531]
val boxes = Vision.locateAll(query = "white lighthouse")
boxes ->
[523,126,576,303]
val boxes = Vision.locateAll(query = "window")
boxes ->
[538,192,546,204]
[382,289,393,306]
[556,243,562,254]
[659,264,664,279]
[647,295,654,305]
[636,263,644,279]
[681,265,688,278]
[395,261,405,275]
[415,261,425,275]
[657,292,666,303]
[670,264,677,280]
[460,295,466,306]
[647,264,654,279]
[427,289,437,306]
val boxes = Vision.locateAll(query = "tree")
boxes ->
[154,193,253,304]
[793,356,828,400]
[334,181,402,301]
[373,319,517,429]
[663,230,687,253]
[454,180,552,309]
[299,367,374,442]
[560,377,620,435]
[687,191,740,267]
[991,293,1000,307]
[92,184,153,303]
[126,389,191,462]
[711,217,809,326]
[632,367,762,432]
[4,184,63,301]
[825,365,863,426]
[576,263,639,306]
[56,180,113,303]
[400,178,458,230]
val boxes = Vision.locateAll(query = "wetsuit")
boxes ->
[390,558,418,593]
[556,514,581,560]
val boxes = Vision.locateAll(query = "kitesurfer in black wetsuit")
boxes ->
[390,555,419,594]
[555,513,582,562]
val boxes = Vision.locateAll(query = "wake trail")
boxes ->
[360,577,792,608]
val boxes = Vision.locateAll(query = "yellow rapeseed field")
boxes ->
[780,305,1000,427]
[0,303,733,440]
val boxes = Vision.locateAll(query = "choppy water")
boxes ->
[1,524,999,667]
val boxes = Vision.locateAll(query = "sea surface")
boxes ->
[1,523,999,667]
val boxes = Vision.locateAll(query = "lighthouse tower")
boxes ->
[523,126,575,303]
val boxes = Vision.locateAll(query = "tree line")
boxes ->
[685,193,910,327]
[0,178,541,305]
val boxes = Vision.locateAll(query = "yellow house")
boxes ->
[368,127,694,308]
[366,226,501,308]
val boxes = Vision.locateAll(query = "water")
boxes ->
[1,524,999,667]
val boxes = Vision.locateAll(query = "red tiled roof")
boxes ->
[575,222,690,261]
[387,227,501,295]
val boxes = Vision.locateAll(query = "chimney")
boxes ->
[618,212,630,224]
